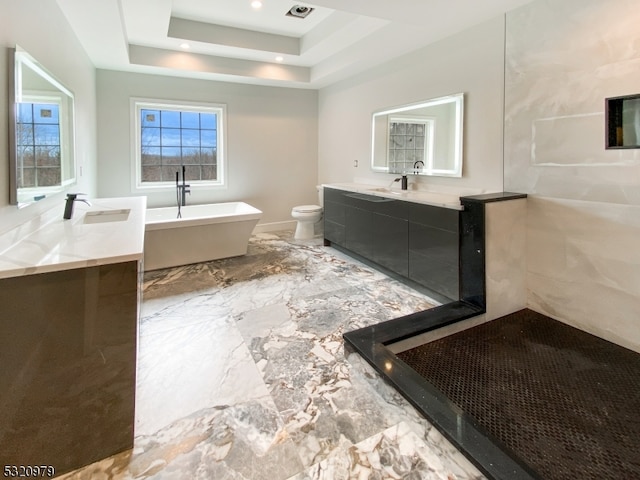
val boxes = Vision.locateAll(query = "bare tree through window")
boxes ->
[16,102,61,188]
[140,108,218,183]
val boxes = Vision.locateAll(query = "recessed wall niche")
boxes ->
[606,94,640,149]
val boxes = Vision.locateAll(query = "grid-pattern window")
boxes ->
[134,101,225,187]
[16,103,61,188]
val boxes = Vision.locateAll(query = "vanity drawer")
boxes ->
[342,192,409,220]
[323,189,347,244]
[409,222,459,298]
[324,199,346,226]
[409,202,459,232]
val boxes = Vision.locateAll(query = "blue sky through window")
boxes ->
[16,102,62,187]
[140,107,220,182]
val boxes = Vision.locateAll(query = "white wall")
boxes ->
[504,0,640,352]
[0,0,97,236]
[96,70,318,227]
[318,16,506,194]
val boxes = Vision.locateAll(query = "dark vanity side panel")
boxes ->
[0,262,138,475]
[408,203,460,300]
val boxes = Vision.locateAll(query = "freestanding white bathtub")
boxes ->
[144,202,262,271]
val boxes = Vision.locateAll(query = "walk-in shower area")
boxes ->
[398,309,640,479]
[341,192,640,479]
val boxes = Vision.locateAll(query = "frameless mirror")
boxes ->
[371,93,464,177]
[9,46,76,207]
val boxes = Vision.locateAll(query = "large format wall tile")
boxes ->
[505,0,640,205]
[527,197,640,352]
[504,0,640,350]
[485,199,527,320]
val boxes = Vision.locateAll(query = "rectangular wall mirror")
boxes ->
[9,46,76,207]
[371,93,464,177]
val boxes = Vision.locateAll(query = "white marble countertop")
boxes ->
[322,182,465,210]
[0,196,147,280]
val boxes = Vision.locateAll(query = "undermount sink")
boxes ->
[83,209,131,224]
[368,187,405,195]
[364,186,462,208]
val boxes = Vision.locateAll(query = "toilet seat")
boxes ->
[292,204,321,213]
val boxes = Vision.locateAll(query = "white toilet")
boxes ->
[291,187,323,240]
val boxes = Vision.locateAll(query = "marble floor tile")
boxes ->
[290,422,463,480]
[136,313,269,436]
[57,231,485,480]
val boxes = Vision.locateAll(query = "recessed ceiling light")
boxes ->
[275,56,284,62]
[251,0,262,9]
[180,43,190,49]
[286,5,314,18]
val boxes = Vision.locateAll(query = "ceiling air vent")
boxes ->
[286,5,314,19]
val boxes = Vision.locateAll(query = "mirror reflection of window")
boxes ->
[16,101,62,188]
[388,116,434,174]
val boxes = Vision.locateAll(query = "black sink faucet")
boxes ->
[63,193,91,220]
[393,175,409,190]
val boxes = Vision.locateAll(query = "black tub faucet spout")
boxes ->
[176,166,190,208]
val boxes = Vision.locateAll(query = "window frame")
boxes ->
[130,98,227,192]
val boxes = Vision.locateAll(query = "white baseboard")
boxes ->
[253,220,297,233]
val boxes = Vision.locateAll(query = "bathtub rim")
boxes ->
[145,202,262,231]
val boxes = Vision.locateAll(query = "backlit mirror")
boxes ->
[9,46,76,207]
[371,93,464,177]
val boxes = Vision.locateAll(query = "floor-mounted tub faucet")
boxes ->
[63,193,91,219]
[176,166,190,208]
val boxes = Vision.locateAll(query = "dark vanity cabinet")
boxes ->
[325,187,408,276]
[0,262,138,475]
[324,187,459,300]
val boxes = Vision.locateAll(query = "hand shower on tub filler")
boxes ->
[176,166,190,218]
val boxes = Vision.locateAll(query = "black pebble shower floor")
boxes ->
[397,309,640,480]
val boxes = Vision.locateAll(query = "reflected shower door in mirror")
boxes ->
[371,93,464,177]
[9,46,76,207]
